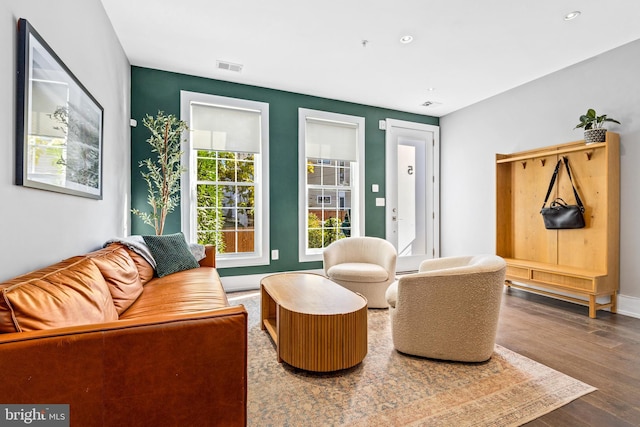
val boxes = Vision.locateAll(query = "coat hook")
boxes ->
[585,151,593,161]
[521,161,527,169]
[540,159,546,167]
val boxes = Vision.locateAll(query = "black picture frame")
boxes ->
[16,18,104,199]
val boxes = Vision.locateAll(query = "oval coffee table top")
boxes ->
[261,273,367,314]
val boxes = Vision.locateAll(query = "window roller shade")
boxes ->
[191,103,261,153]
[306,117,357,161]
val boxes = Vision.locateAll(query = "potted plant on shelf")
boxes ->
[574,108,620,144]
[132,111,188,235]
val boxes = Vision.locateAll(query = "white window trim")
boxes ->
[180,90,270,268]
[298,108,365,262]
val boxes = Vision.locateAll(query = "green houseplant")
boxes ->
[132,111,188,235]
[574,108,620,144]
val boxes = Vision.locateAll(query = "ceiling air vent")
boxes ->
[216,60,243,73]
[421,101,442,107]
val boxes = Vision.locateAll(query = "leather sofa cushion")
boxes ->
[120,246,155,285]
[327,262,389,283]
[87,244,143,315]
[0,257,118,333]
[120,267,228,320]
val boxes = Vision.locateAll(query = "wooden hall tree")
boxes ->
[495,133,620,318]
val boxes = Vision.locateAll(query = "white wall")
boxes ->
[440,38,640,317]
[0,0,130,281]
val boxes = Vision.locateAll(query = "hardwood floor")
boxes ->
[496,288,640,426]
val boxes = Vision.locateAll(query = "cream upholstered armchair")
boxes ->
[323,237,397,308]
[385,255,506,362]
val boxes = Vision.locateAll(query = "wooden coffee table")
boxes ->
[260,273,368,372]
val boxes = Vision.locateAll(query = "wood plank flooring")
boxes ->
[497,288,640,426]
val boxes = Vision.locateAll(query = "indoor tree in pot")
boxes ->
[132,111,187,235]
[574,108,620,144]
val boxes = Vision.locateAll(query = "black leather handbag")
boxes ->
[540,157,585,229]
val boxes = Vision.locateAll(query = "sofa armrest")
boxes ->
[0,305,247,427]
[199,244,216,268]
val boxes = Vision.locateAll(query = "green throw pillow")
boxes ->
[142,232,200,277]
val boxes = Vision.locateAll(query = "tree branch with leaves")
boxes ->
[132,111,188,235]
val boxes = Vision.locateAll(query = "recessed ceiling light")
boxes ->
[564,11,581,21]
[400,35,413,44]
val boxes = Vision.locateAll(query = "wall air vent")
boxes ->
[216,60,243,73]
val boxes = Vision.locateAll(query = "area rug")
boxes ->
[229,292,596,426]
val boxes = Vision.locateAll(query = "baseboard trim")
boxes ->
[220,269,325,292]
[617,294,640,319]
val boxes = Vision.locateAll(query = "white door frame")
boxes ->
[385,119,440,272]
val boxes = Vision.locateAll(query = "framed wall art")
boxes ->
[16,18,104,199]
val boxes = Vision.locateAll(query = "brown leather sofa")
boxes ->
[0,243,247,426]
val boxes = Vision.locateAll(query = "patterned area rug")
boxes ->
[229,292,596,426]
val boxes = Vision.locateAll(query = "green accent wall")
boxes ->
[131,66,438,276]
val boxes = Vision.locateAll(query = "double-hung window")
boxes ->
[181,91,269,267]
[298,109,365,262]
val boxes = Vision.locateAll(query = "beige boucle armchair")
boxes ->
[385,254,506,362]
[323,237,397,308]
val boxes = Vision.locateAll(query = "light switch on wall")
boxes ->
[271,249,279,260]
[372,184,379,193]
[375,198,385,207]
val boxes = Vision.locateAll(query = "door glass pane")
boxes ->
[397,139,427,257]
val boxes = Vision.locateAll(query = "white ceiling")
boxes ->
[100,0,640,117]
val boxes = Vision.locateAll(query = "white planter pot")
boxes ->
[584,128,607,144]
